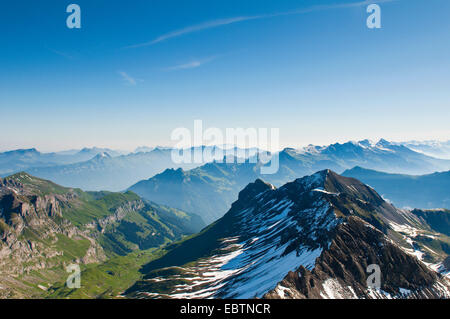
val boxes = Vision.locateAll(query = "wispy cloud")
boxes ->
[47,48,74,59]
[118,71,138,86]
[125,0,398,49]
[124,16,260,49]
[165,55,220,71]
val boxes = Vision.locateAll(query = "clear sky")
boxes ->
[1,0,449,152]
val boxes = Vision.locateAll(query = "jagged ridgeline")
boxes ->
[126,170,450,299]
[128,140,450,225]
[0,172,204,298]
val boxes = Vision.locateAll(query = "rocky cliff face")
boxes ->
[86,200,146,233]
[0,175,108,297]
[264,216,449,299]
[0,172,204,298]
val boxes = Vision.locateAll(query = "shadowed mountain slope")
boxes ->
[125,170,450,299]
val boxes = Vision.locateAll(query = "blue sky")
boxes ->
[1,0,449,151]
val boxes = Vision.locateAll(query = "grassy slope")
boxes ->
[63,191,141,227]
[2,232,93,298]
[45,248,166,299]
[4,172,72,195]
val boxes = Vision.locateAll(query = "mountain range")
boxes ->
[399,140,450,160]
[0,147,127,176]
[2,139,449,193]
[129,162,260,223]
[24,149,202,192]
[276,139,450,177]
[1,146,260,191]
[129,140,450,224]
[343,166,450,209]
[126,170,450,299]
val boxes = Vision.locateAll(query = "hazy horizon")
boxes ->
[1,0,449,151]
[1,137,449,154]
